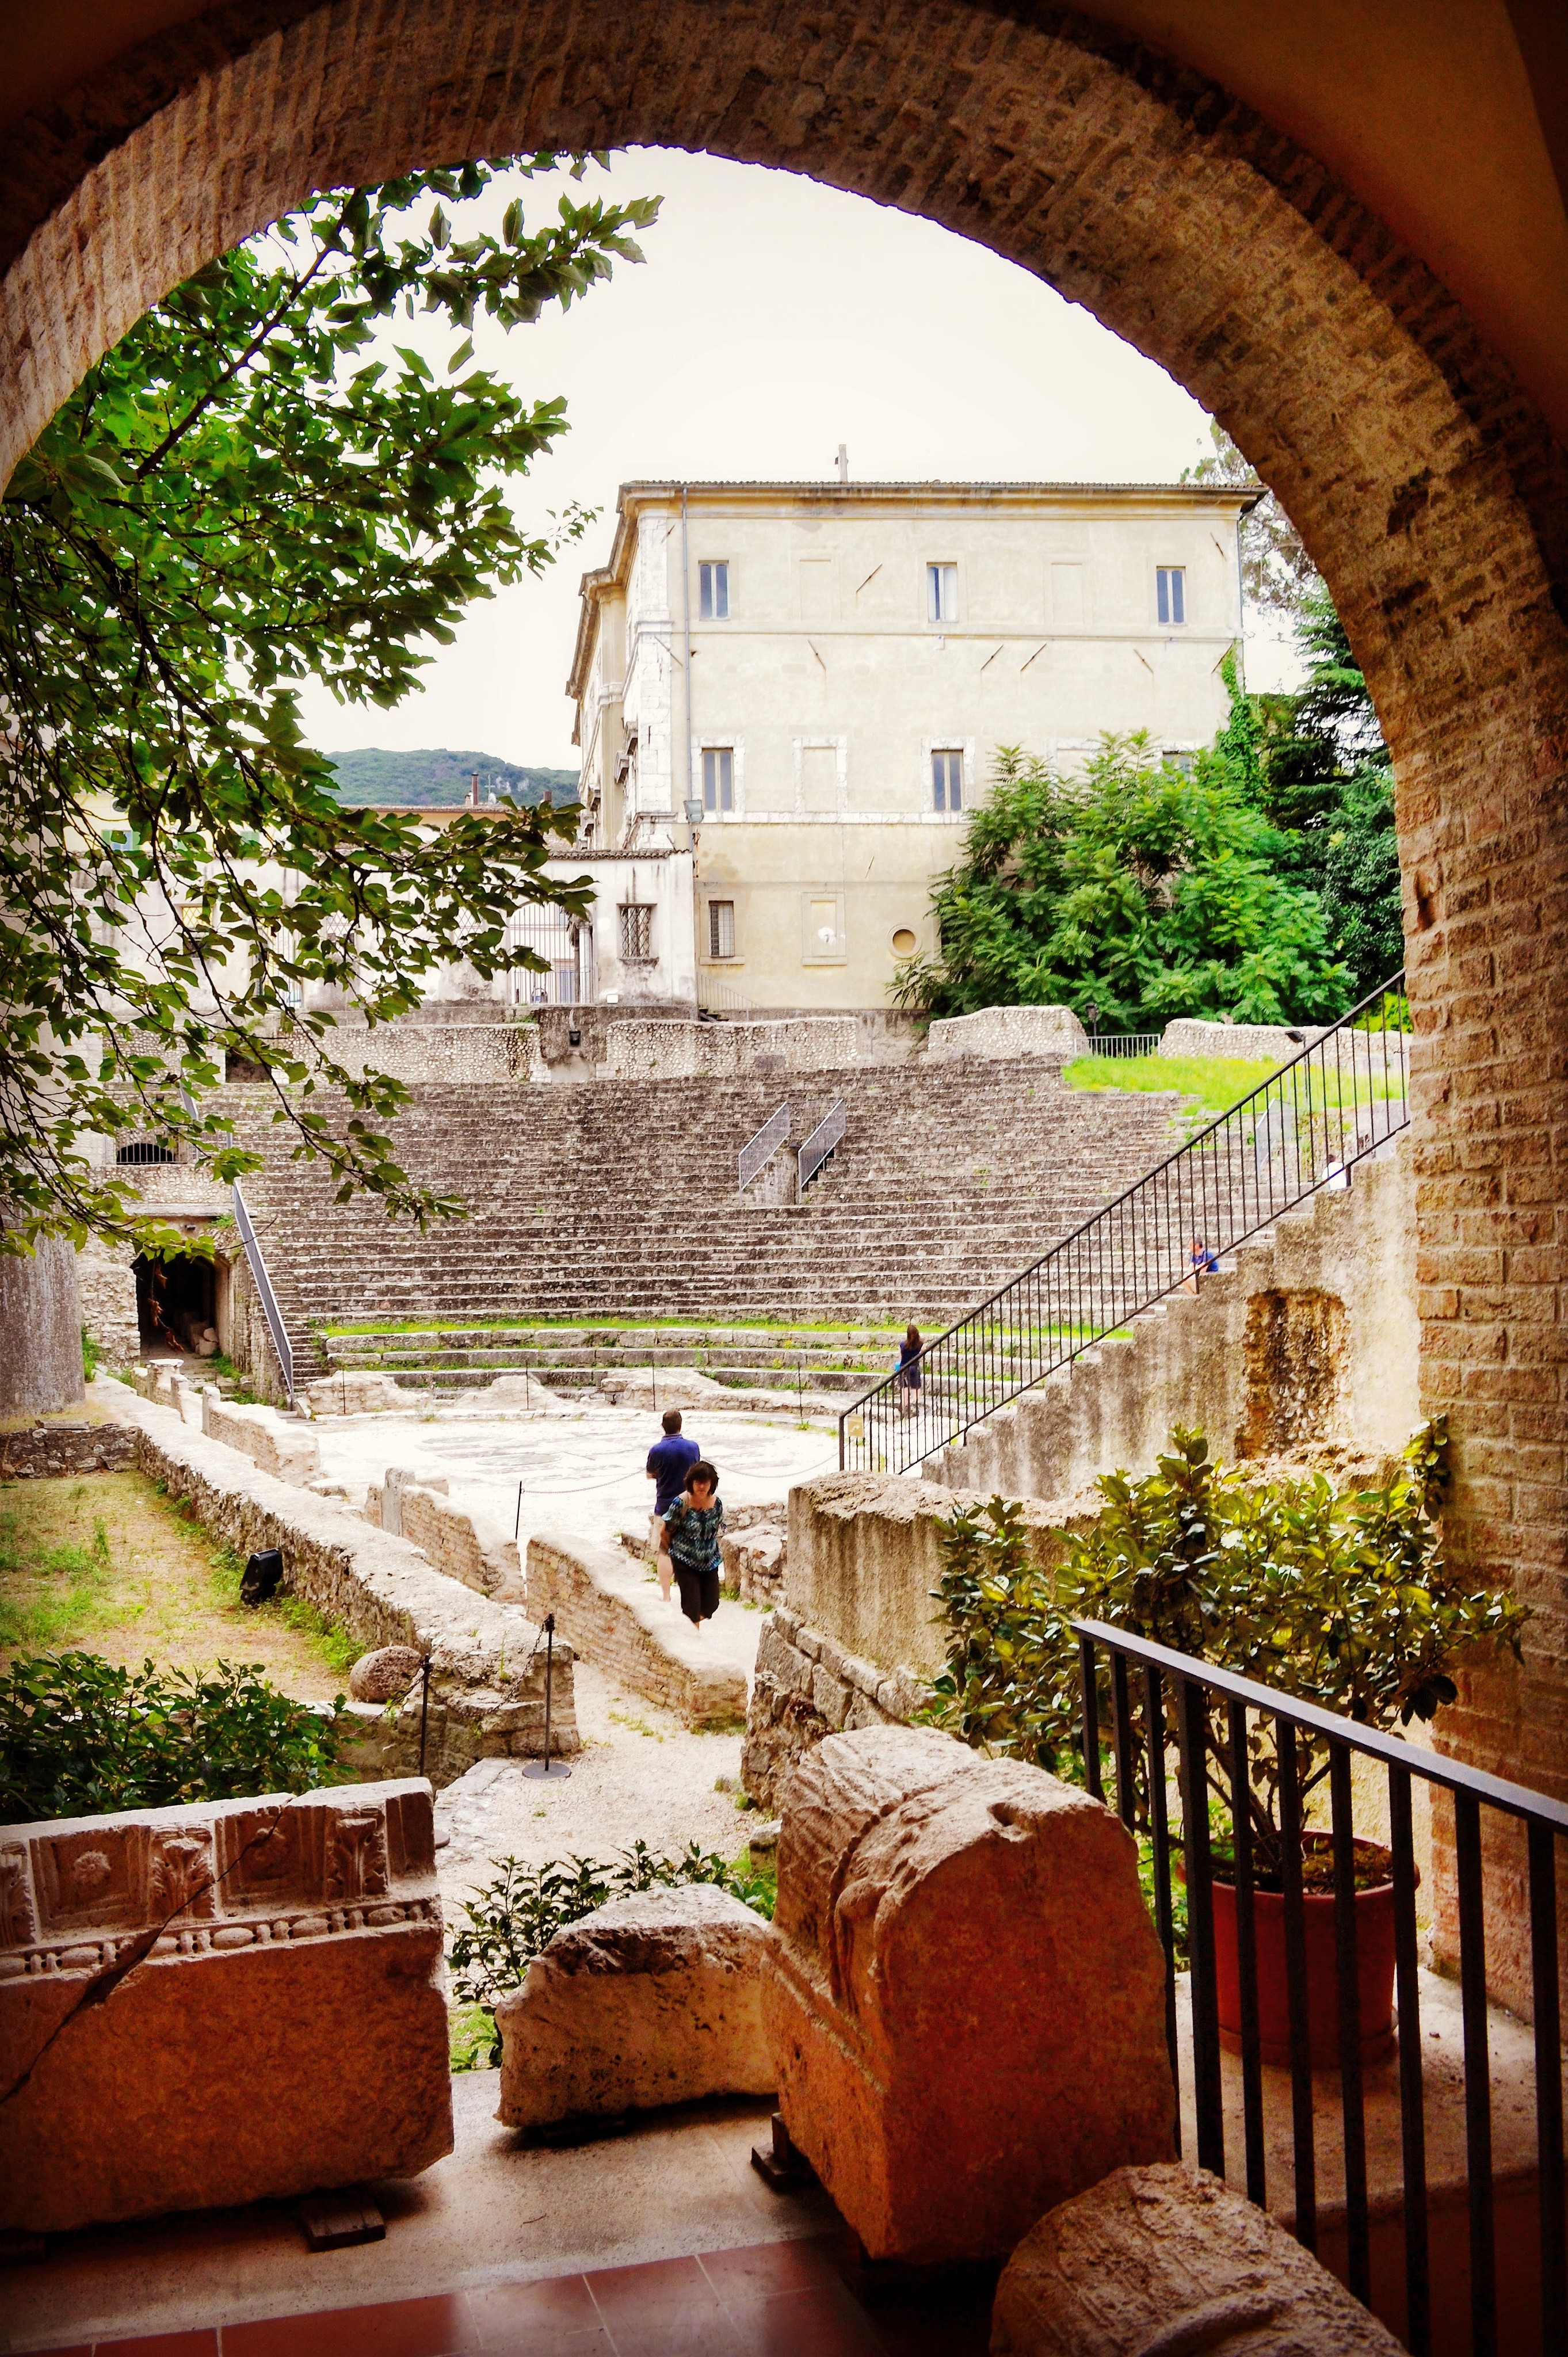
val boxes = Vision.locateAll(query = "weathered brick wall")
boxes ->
[2,0,1566,2007]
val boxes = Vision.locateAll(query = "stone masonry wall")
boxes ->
[602,1017,859,1082]
[934,1137,1420,1502]
[741,1600,929,1813]
[116,1391,577,1778]
[926,1005,1085,1063]
[741,1474,1079,1806]
[0,1418,138,1479]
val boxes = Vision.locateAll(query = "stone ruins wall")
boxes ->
[935,1136,1418,1501]
[364,1468,522,1601]
[1157,1017,1321,1061]
[303,1021,540,1084]
[742,1474,1074,1810]
[527,1530,747,1730]
[116,1391,577,1778]
[602,1016,859,1082]
[925,1004,1086,1063]
[0,1415,138,1479]
[75,1234,141,1370]
[0,1778,451,2233]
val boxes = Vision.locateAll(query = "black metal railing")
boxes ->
[1085,1029,1163,1058]
[231,1180,296,1406]
[840,974,1410,1473]
[1072,1618,1567,2357]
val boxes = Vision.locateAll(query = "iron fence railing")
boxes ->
[1085,1031,1162,1057]
[798,1098,845,1196]
[840,973,1410,1473]
[1071,1618,1567,2357]
[231,1180,296,1406]
[738,1101,791,1191]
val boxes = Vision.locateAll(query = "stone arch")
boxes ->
[3,0,1567,1829]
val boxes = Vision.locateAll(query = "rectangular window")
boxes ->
[702,747,734,814]
[618,903,654,962]
[1156,566,1186,626]
[699,561,729,620]
[926,562,958,623]
[708,899,736,960]
[932,750,964,813]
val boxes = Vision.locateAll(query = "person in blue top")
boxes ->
[659,1460,726,1630]
[646,1408,700,1605]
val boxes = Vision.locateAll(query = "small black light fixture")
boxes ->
[1085,997,1101,1047]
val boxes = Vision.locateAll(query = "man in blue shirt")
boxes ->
[646,1409,700,1605]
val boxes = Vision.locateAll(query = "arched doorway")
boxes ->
[133,1249,217,1357]
[3,0,1565,1982]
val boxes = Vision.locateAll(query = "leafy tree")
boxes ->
[1182,421,1324,617]
[896,661,1350,1030]
[1,158,659,1256]
[1256,592,1403,1001]
[0,1650,345,1820]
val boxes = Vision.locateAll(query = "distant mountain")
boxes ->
[325,748,581,807]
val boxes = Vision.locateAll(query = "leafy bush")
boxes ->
[0,1650,346,1820]
[448,1840,775,2036]
[928,1422,1527,1879]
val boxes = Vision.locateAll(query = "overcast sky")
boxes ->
[292,150,1301,773]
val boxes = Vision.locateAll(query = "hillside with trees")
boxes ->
[326,747,579,806]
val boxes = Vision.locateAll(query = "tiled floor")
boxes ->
[24,2238,994,2357]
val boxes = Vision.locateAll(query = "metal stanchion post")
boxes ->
[523,1613,571,1780]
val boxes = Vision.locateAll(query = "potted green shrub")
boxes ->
[928,1421,1527,2065]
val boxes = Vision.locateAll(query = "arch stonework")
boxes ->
[3,0,1567,1977]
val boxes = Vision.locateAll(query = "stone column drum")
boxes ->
[0,1779,452,2233]
[764,1727,1176,2264]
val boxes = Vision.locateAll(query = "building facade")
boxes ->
[568,479,1258,1011]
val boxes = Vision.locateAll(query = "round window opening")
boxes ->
[891,928,918,956]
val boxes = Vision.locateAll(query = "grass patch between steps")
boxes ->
[318,1314,910,1338]
[1063,1054,1280,1119]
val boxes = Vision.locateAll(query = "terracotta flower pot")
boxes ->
[1208,1835,1407,2069]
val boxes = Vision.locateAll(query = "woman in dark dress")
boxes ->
[896,1323,924,1420]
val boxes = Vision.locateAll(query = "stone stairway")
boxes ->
[322,1319,906,1394]
[220,1062,1186,1380]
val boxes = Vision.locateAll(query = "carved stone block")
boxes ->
[0,1779,451,2233]
[764,1727,1176,2264]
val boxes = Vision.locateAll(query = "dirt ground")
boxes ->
[0,1470,347,1699]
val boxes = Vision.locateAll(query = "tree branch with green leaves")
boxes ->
[0,155,660,1255]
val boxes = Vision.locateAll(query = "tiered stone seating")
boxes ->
[222,1062,1184,1378]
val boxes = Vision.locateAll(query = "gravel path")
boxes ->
[433,1657,760,1921]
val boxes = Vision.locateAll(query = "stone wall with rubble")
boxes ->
[114,1389,576,1780]
[364,1469,521,1601]
[742,1474,1077,1810]
[601,1016,860,1082]
[933,1135,1419,1504]
[0,1416,138,1479]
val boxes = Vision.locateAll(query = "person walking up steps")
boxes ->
[646,1408,700,1605]
[659,1460,725,1631]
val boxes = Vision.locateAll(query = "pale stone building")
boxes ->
[568,479,1258,1012]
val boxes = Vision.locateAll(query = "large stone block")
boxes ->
[764,1727,1174,2263]
[0,1779,452,2233]
[991,2164,1403,2354]
[495,1884,774,2133]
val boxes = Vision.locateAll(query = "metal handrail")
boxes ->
[231,1180,296,1406]
[1085,1031,1162,1058]
[738,1101,791,1191]
[798,1098,845,1196]
[1071,1616,1566,2357]
[840,973,1410,1474]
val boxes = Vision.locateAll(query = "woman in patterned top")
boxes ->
[658,1459,725,1629]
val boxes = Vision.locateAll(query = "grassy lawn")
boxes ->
[1064,1053,1282,1119]
[0,1471,353,1699]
